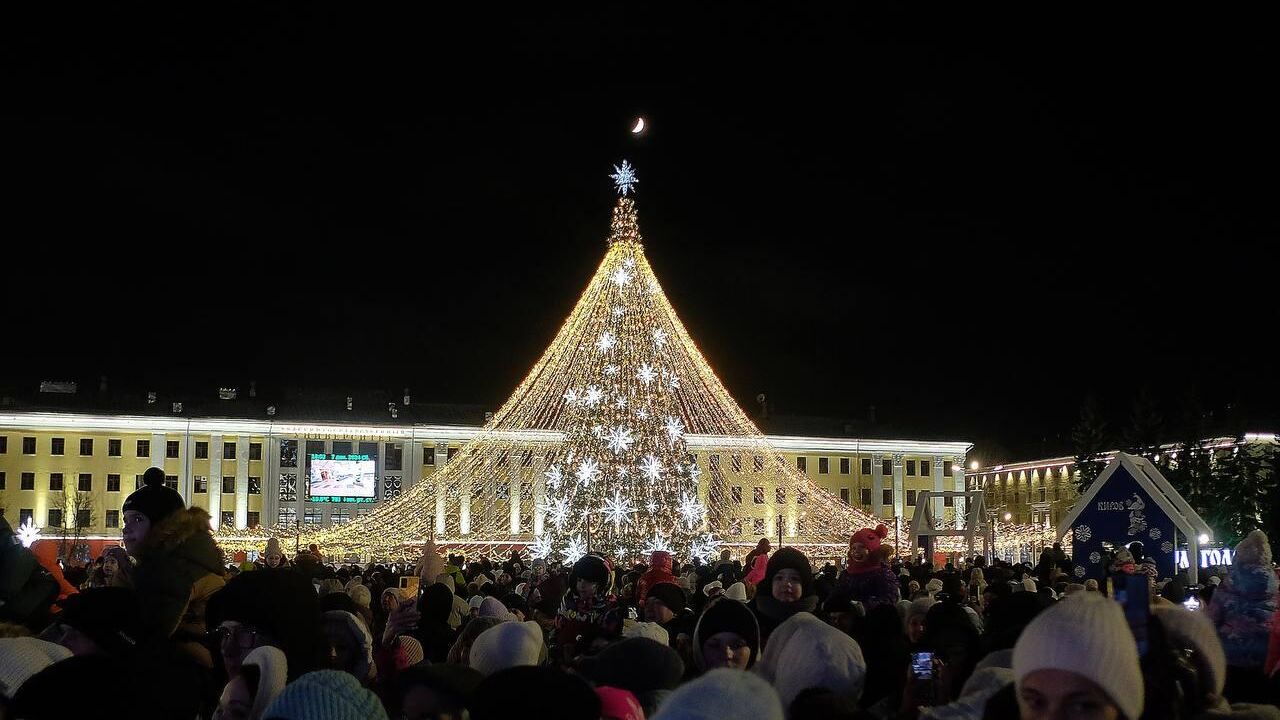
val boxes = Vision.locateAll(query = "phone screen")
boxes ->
[1113,573,1150,657]
[911,651,934,680]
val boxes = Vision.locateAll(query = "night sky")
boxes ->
[3,7,1276,461]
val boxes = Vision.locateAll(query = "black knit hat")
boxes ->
[693,596,761,669]
[122,467,184,524]
[206,568,324,680]
[764,547,813,597]
[570,554,611,589]
[577,637,686,693]
[470,666,600,720]
[647,581,687,613]
[57,587,144,658]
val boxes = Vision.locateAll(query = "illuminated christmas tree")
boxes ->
[227,161,879,562]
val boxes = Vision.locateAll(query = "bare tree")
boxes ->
[54,485,96,566]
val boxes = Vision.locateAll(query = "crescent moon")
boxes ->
[631,117,646,134]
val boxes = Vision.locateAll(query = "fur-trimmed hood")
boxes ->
[135,506,222,574]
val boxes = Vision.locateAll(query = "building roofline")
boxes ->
[965,434,1278,477]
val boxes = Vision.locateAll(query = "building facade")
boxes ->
[0,411,970,551]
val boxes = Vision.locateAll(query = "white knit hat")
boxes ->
[754,612,867,709]
[468,621,545,677]
[243,645,289,719]
[477,596,518,623]
[702,580,724,596]
[621,620,670,646]
[925,578,944,595]
[321,611,374,682]
[0,638,71,699]
[1021,578,1037,593]
[468,595,485,610]
[1013,594,1143,720]
[652,668,783,720]
[1152,605,1227,698]
[724,582,748,602]
[348,584,372,609]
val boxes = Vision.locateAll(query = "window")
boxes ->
[221,511,235,528]
[248,477,261,495]
[108,439,122,457]
[303,508,323,526]
[48,508,63,527]
[247,511,260,528]
[906,460,916,476]
[278,507,298,527]
[104,474,120,492]
[0,436,5,453]
[165,475,178,490]
[165,441,179,459]
[222,476,236,494]
[840,488,851,504]
[249,443,262,461]
[944,495,954,507]
[883,489,893,506]
[50,473,64,491]
[447,447,458,462]
[134,474,144,490]
[860,488,872,506]
[882,459,892,475]
[76,509,90,528]
[279,440,297,467]
[818,457,829,474]
[840,458,850,474]
[731,487,742,504]
[80,438,93,456]
[105,510,120,528]
[195,442,208,459]
[797,490,806,504]
[921,460,931,476]
[23,437,36,454]
[753,487,765,504]
[906,489,917,506]
[752,518,765,535]
[385,443,403,471]
[861,458,872,475]
[796,456,807,472]
[358,442,378,459]
[775,488,786,504]
[423,447,436,466]
[20,509,34,525]
[0,471,4,490]
[710,454,721,470]
[278,474,298,503]
[1039,488,1047,502]
[51,438,65,455]
[21,472,35,490]
[193,476,207,493]
[331,441,352,455]
[729,518,742,535]
[78,473,92,491]
[137,440,150,458]
[223,442,236,460]
[730,455,741,473]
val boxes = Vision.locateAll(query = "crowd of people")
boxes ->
[1,467,1278,719]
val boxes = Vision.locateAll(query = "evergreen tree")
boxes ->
[1167,395,1212,512]
[1203,438,1277,545]
[1071,395,1109,493]
[1122,387,1165,465]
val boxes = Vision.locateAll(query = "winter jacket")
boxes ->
[748,593,820,647]
[830,561,901,613]
[636,551,678,607]
[130,506,225,668]
[1207,560,1278,669]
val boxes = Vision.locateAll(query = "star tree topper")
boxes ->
[609,160,638,196]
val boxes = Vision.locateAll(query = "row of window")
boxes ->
[834,487,958,508]
[0,507,261,530]
[0,471,259,494]
[705,453,952,477]
[0,436,263,460]
[729,486,808,505]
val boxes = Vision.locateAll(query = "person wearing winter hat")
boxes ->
[905,596,936,644]
[702,580,724,598]
[391,664,482,720]
[743,538,772,575]
[42,586,144,658]
[1207,529,1277,704]
[645,581,694,645]
[214,645,289,720]
[406,582,457,663]
[121,466,225,667]
[748,546,818,645]
[477,595,518,623]
[556,554,623,662]
[469,665,600,720]
[1013,593,1144,720]
[86,545,133,589]
[261,538,289,569]
[0,637,71,699]
[467,594,485,613]
[434,573,471,629]
[500,591,529,621]
[261,668,389,720]
[925,577,945,597]
[828,524,901,614]
[322,610,375,683]
[467,620,546,676]
[755,611,867,710]
[206,567,325,680]
[651,667,784,720]
[693,596,760,672]
[743,552,769,586]
[446,616,502,666]
[578,637,686,717]
[318,578,345,596]
[597,685,646,720]
[723,581,749,602]
[622,619,671,646]
[636,550,679,606]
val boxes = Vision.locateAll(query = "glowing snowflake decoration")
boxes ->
[564,536,588,565]
[16,519,40,548]
[605,425,635,455]
[645,500,658,513]
[596,332,616,353]
[667,375,680,390]
[576,457,601,486]
[539,498,572,532]
[611,306,625,318]
[529,535,554,560]
[643,533,673,556]
[690,534,720,561]
[623,257,635,269]
[1089,551,1101,564]
[1074,566,1086,578]
[1148,528,1162,540]
[563,388,580,406]
[600,491,636,528]
[678,493,707,528]
[1161,541,1174,554]
[636,363,656,386]
[592,424,605,439]
[616,466,630,479]
[609,160,638,196]
[1074,525,1092,543]
[584,385,604,407]
[636,408,649,420]
[603,363,620,377]
[688,463,702,482]
[614,396,628,410]
[664,416,685,446]
[544,465,564,490]
[652,328,668,348]
[640,454,663,481]
[611,267,632,287]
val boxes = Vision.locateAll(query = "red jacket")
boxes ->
[636,551,677,606]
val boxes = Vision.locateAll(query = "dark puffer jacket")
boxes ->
[131,506,225,667]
